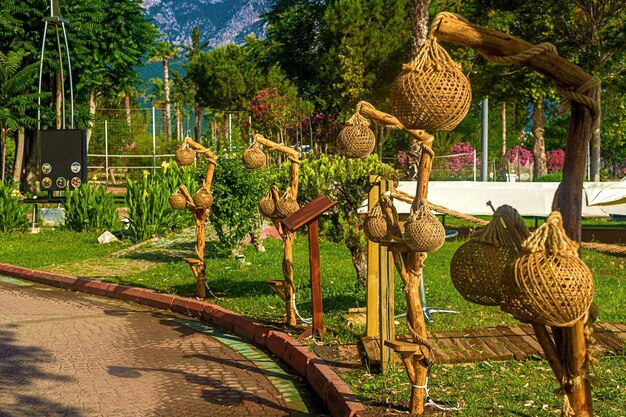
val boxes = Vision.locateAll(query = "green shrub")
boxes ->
[284,153,397,287]
[125,161,196,242]
[0,181,28,232]
[206,154,275,257]
[64,184,119,232]
[535,172,563,182]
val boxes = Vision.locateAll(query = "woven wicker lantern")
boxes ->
[259,189,276,218]
[175,143,195,166]
[450,212,522,306]
[275,188,299,218]
[404,200,445,252]
[242,144,266,170]
[337,113,376,158]
[168,190,187,210]
[501,211,594,327]
[363,204,389,242]
[192,186,213,209]
[390,38,471,131]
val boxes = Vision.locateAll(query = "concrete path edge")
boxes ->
[0,263,366,417]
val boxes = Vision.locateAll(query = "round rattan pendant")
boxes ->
[175,143,195,166]
[242,144,266,170]
[337,113,376,158]
[390,38,471,131]
[192,186,213,209]
[259,188,276,218]
[450,212,519,306]
[275,188,299,218]
[363,204,389,242]
[168,190,187,210]
[404,200,445,252]
[501,211,594,327]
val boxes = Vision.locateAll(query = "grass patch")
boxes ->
[1,228,625,414]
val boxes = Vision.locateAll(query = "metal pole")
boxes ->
[37,22,49,130]
[473,149,477,181]
[152,106,157,170]
[104,120,109,185]
[481,97,489,181]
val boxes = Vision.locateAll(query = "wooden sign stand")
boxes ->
[281,195,337,338]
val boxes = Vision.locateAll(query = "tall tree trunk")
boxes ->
[12,128,25,183]
[55,71,63,129]
[351,247,367,288]
[176,105,182,140]
[124,93,132,126]
[502,101,507,157]
[532,99,547,179]
[194,106,203,142]
[86,90,97,151]
[1,128,6,182]
[163,59,172,140]
[410,0,430,56]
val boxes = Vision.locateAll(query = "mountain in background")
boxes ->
[142,0,270,47]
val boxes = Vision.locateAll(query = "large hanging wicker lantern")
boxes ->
[193,186,213,209]
[390,37,471,131]
[168,189,187,210]
[337,113,376,158]
[404,200,445,252]
[363,204,389,242]
[501,211,594,327]
[275,188,299,218]
[259,188,276,218]
[242,143,266,170]
[175,142,195,166]
[450,211,523,306]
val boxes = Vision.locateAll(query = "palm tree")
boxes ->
[148,41,180,141]
[0,50,40,182]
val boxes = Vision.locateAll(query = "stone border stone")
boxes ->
[0,263,365,417]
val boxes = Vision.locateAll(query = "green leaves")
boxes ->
[64,184,119,232]
[0,181,28,232]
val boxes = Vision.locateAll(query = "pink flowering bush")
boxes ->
[446,142,479,172]
[507,145,534,166]
[250,88,299,135]
[546,149,565,172]
[120,142,136,152]
[300,113,342,152]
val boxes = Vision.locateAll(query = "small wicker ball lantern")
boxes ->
[275,188,300,218]
[363,204,389,242]
[501,211,594,327]
[242,143,266,170]
[175,142,195,166]
[259,188,276,218]
[390,38,471,131]
[168,189,187,210]
[450,212,522,306]
[193,186,213,209]
[337,113,376,158]
[404,200,445,253]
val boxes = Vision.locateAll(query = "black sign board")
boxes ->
[39,129,87,191]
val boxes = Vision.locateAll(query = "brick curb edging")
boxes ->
[0,263,365,417]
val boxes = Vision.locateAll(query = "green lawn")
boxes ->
[1,228,625,415]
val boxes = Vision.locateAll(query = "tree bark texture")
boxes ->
[351,248,368,288]
[532,99,547,179]
[502,101,507,157]
[124,94,132,126]
[163,59,172,140]
[12,129,25,182]
[410,0,430,56]
[194,107,203,142]
[86,90,96,150]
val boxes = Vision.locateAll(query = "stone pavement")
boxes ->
[0,277,328,417]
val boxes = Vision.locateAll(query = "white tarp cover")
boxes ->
[584,178,626,206]
[392,181,610,218]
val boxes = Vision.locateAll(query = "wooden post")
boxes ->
[282,195,337,337]
[378,180,396,372]
[366,175,381,338]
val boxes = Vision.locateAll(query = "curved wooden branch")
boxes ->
[253,134,300,160]
[357,101,434,144]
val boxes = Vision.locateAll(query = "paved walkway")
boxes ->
[0,277,327,417]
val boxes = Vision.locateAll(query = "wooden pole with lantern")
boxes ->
[168,137,217,298]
